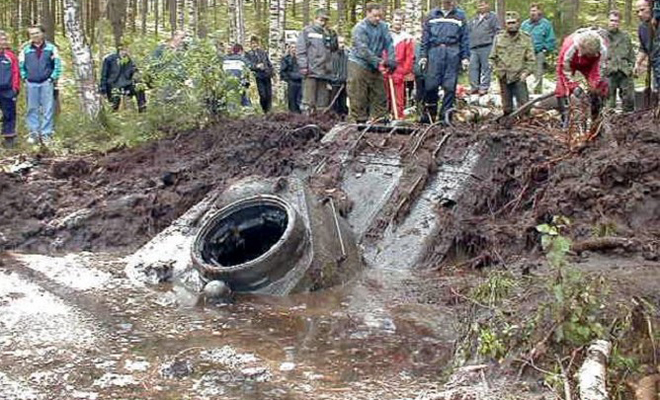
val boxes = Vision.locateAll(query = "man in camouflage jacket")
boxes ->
[489,11,535,116]
[606,10,635,111]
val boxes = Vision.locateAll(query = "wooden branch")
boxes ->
[571,237,636,254]
[578,340,611,400]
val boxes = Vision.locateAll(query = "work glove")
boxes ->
[592,80,609,98]
[571,86,587,102]
[461,58,470,71]
[418,58,428,71]
[384,59,397,73]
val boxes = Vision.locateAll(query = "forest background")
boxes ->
[0,0,643,152]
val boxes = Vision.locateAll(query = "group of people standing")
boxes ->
[0,25,61,148]
[2,1,659,149]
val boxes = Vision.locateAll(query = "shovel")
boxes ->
[388,76,399,120]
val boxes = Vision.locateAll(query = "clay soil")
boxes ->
[1,111,658,263]
[0,113,337,254]
[430,111,660,268]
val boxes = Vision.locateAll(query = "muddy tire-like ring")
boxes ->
[191,195,307,291]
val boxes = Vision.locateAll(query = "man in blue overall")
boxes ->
[417,0,469,124]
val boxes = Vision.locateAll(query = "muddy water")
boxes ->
[1,253,460,399]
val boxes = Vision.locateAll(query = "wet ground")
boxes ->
[1,112,659,399]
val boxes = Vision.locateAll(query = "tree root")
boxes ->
[571,237,637,254]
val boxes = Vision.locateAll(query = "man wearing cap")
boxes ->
[555,28,609,128]
[606,10,635,112]
[348,3,396,122]
[468,1,500,95]
[489,11,535,116]
[296,8,338,112]
[418,0,469,124]
[521,3,556,94]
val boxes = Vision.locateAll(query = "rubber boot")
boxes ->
[2,136,15,149]
[590,93,603,121]
[557,97,569,129]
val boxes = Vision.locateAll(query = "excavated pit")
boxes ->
[1,112,660,399]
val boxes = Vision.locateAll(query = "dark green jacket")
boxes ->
[489,30,535,84]
[606,28,634,76]
[521,17,556,54]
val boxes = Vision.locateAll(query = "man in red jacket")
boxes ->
[0,31,20,148]
[383,9,414,120]
[555,28,609,128]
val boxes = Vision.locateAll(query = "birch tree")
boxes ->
[63,0,101,118]
[186,0,196,35]
[405,0,422,38]
[269,0,285,101]
[227,0,237,43]
[235,0,245,45]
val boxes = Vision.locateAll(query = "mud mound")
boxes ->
[0,113,337,253]
[433,112,660,268]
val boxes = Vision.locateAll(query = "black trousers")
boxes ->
[0,94,16,136]
[256,77,272,113]
[331,83,348,116]
[287,81,302,113]
[108,85,146,112]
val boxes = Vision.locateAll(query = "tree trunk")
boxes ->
[624,0,633,28]
[177,0,184,30]
[496,0,505,27]
[198,0,207,38]
[405,0,422,38]
[169,0,176,32]
[302,0,309,26]
[236,0,245,44]
[42,0,56,42]
[141,0,147,34]
[187,0,196,35]
[108,0,126,47]
[337,0,344,35]
[227,0,237,43]
[154,0,159,36]
[63,0,101,118]
[269,0,285,101]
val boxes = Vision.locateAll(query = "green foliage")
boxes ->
[536,215,572,269]
[592,221,618,238]
[477,326,507,359]
[470,271,517,307]
[536,216,607,347]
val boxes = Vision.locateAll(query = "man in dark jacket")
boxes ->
[634,0,660,93]
[468,1,500,95]
[100,45,146,112]
[246,36,273,114]
[418,0,469,123]
[0,31,19,148]
[330,36,349,116]
[280,44,303,113]
[348,3,396,122]
[297,8,338,112]
[607,10,635,111]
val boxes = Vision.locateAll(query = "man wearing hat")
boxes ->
[296,8,338,112]
[489,11,535,116]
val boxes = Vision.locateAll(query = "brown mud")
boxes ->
[0,113,337,254]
